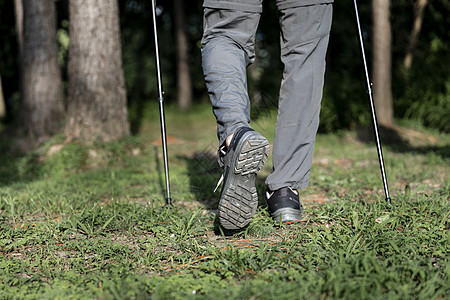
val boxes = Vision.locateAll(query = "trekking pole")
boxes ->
[353,0,392,204]
[151,0,172,206]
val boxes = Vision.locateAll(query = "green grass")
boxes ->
[0,103,449,299]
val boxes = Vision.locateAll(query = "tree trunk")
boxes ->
[404,0,428,70]
[174,0,192,111]
[66,0,129,141]
[0,74,5,118]
[14,0,23,56]
[14,0,23,117]
[20,0,65,145]
[372,0,393,127]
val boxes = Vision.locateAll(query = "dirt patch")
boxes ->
[151,135,187,146]
[302,193,332,205]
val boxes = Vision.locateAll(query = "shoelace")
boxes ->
[213,174,223,193]
[213,145,228,192]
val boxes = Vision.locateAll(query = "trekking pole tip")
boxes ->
[165,198,173,208]
[385,197,392,205]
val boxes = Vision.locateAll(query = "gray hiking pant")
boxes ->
[201,0,333,191]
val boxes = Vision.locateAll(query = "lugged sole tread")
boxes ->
[218,132,269,230]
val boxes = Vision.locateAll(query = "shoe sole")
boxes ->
[218,132,269,230]
[271,207,304,224]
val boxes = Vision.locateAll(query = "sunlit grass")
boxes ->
[0,103,449,299]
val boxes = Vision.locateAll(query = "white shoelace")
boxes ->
[213,174,224,193]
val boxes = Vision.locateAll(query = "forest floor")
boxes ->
[0,103,449,299]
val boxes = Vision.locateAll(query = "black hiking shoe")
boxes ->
[266,187,304,224]
[215,127,269,230]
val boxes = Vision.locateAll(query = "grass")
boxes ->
[0,103,449,299]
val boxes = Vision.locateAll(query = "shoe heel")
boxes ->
[235,135,269,175]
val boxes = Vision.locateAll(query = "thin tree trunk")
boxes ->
[14,0,23,56]
[14,0,23,114]
[404,0,428,70]
[20,0,65,146]
[66,0,129,141]
[174,0,192,111]
[0,74,5,118]
[372,0,393,127]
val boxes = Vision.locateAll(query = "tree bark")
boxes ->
[174,0,192,111]
[66,0,129,141]
[20,0,65,145]
[404,0,428,70]
[372,0,394,127]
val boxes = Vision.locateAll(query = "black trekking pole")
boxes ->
[151,0,172,206]
[353,0,392,204]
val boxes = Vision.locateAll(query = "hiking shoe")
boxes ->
[266,187,304,224]
[216,127,269,230]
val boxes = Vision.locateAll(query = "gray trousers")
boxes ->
[201,0,333,191]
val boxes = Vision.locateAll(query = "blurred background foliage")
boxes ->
[0,0,449,133]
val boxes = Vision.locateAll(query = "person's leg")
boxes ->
[265,2,333,192]
[201,1,269,230]
[201,0,262,149]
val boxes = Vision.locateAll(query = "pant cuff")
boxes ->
[266,180,309,192]
[276,0,333,10]
[203,0,262,13]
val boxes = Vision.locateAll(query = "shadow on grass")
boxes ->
[179,149,272,236]
[153,145,168,201]
[179,151,221,210]
[0,132,31,187]
[356,125,450,160]
[179,150,269,210]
